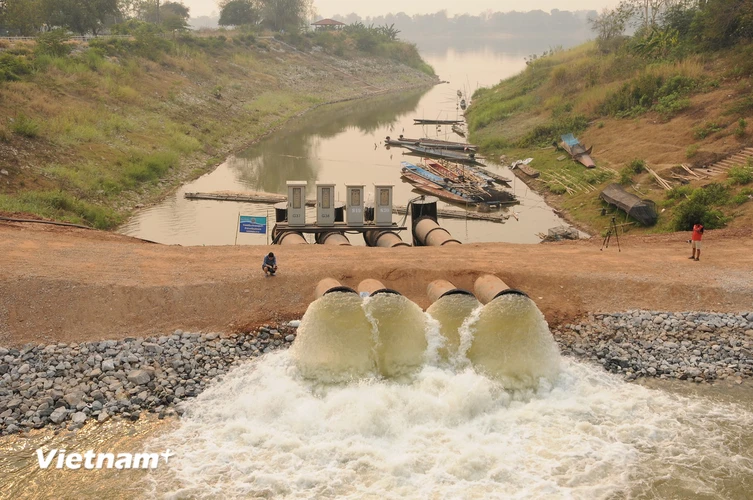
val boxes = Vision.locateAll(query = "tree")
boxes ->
[218,0,260,27]
[1,0,44,35]
[159,1,189,30]
[42,0,121,35]
[260,0,312,32]
[589,5,632,52]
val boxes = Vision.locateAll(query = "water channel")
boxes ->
[119,39,572,246]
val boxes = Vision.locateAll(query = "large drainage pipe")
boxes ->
[358,279,401,297]
[414,218,461,246]
[473,274,529,304]
[315,278,357,299]
[277,232,308,245]
[316,232,351,246]
[363,230,410,248]
[427,279,474,304]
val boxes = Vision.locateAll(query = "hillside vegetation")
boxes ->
[467,0,753,235]
[0,26,435,228]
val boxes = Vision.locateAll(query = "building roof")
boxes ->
[312,19,346,26]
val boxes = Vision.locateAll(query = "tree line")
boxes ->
[329,10,595,39]
[0,0,313,36]
[590,0,753,54]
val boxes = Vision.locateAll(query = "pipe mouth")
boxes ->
[370,288,402,297]
[322,286,358,296]
[437,289,474,300]
[492,288,529,300]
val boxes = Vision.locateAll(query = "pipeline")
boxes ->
[277,231,308,245]
[315,278,358,299]
[413,218,461,247]
[426,279,474,304]
[357,279,401,297]
[316,232,351,246]
[473,275,528,304]
[363,230,410,248]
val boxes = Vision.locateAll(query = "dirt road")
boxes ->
[1,222,752,346]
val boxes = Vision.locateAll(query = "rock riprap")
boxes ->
[0,324,297,435]
[555,311,753,383]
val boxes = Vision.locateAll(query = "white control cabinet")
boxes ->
[374,184,394,227]
[345,185,365,226]
[316,183,336,226]
[287,181,307,227]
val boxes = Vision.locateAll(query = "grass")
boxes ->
[10,113,41,138]
[0,191,122,229]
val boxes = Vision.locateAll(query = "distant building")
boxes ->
[311,19,346,31]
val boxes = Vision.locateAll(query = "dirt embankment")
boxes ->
[1,222,751,346]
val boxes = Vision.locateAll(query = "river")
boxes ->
[119,39,574,246]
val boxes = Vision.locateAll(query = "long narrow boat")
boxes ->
[400,162,475,204]
[403,144,483,164]
[561,133,596,168]
[414,119,463,125]
[386,136,477,151]
[452,123,466,137]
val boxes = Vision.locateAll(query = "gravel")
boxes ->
[555,310,753,383]
[0,322,299,436]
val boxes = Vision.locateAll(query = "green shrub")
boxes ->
[0,54,32,82]
[549,184,567,195]
[619,166,635,185]
[10,113,41,138]
[654,93,691,119]
[671,183,730,230]
[693,121,724,139]
[35,30,72,57]
[734,118,747,138]
[727,164,753,185]
[518,114,588,147]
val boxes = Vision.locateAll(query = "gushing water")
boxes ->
[140,295,753,498]
[291,292,376,382]
[425,294,480,361]
[466,294,561,388]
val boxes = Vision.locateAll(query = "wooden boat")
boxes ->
[511,159,539,178]
[452,123,466,137]
[561,133,595,168]
[418,138,477,151]
[385,136,419,147]
[402,161,518,206]
[414,118,463,125]
[401,162,475,204]
[423,160,466,183]
[466,164,511,185]
[599,184,658,226]
[403,144,483,164]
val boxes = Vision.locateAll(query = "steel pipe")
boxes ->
[357,279,401,297]
[278,232,308,245]
[414,218,461,246]
[315,278,357,299]
[363,230,410,248]
[427,279,474,304]
[316,232,351,246]
[473,274,528,305]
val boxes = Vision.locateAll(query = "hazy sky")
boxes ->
[186,0,621,19]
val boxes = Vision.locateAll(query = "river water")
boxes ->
[119,40,570,246]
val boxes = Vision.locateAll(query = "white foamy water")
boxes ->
[152,353,753,499]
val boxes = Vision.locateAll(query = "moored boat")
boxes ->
[561,133,596,168]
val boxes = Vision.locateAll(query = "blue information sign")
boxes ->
[239,215,267,234]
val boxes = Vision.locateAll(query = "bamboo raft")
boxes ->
[184,192,509,222]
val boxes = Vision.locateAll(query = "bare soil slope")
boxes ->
[1,222,751,346]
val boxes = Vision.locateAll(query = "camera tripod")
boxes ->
[600,216,621,252]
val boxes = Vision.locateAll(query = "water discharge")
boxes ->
[425,294,481,361]
[149,356,753,499]
[292,292,376,382]
[467,294,562,388]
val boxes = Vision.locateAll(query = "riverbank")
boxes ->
[0,34,437,228]
[466,41,753,236]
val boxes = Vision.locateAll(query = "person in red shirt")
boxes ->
[689,223,704,261]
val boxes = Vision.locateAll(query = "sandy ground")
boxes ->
[1,221,752,346]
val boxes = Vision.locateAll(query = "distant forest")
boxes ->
[189,9,595,40]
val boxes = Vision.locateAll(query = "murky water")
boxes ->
[120,43,569,246]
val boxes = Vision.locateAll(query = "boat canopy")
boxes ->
[599,184,658,226]
[561,134,580,147]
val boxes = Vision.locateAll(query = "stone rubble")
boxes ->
[0,323,298,436]
[554,311,753,383]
